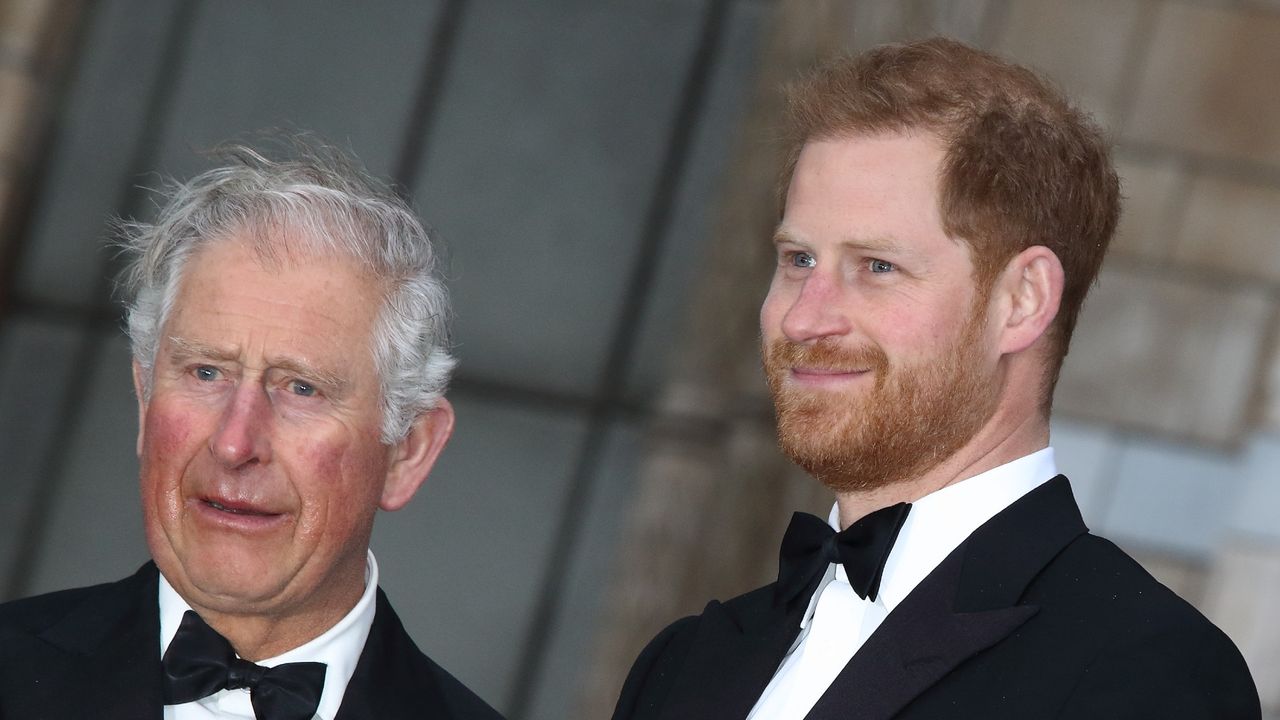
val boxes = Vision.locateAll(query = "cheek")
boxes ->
[875,296,968,350]
[138,404,200,550]
[296,434,387,521]
[139,403,199,479]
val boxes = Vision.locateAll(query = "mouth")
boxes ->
[204,499,276,516]
[192,491,288,527]
[790,366,871,377]
[787,366,874,387]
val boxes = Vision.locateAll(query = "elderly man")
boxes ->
[0,145,501,719]
[613,38,1260,720]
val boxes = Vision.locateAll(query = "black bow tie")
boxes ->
[776,503,911,607]
[162,610,327,720]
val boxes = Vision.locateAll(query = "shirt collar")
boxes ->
[158,551,379,720]
[811,447,1057,617]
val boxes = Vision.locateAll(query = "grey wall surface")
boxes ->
[0,1,765,717]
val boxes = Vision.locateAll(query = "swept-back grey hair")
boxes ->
[119,141,455,443]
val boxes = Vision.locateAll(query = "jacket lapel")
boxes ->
[658,590,806,720]
[337,589,410,718]
[336,589,449,719]
[803,551,1037,720]
[805,475,1087,720]
[37,563,164,719]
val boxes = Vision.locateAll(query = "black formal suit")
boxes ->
[613,476,1261,720]
[0,562,504,719]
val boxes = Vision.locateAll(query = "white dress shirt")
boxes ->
[159,551,380,720]
[747,448,1058,720]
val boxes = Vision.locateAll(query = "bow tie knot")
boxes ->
[820,532,844,566]
[776,502,911,608]
[162,610,327,720]
[225,656,269,690]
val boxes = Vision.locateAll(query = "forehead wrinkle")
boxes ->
[166,335,236,361]
[166,334,350,391]
[264,355,349,393]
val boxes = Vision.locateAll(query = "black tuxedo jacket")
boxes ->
[0,562,503,719]
[613,476,1261,719]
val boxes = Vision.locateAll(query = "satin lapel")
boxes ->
[37,563,164,719]
[336,590,444,719]
[658,592,803,720]
[805,476,1087,720]
[803,551,1036,720]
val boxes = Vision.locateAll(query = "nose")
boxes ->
[779,272,852,343]
[210,382,272,468]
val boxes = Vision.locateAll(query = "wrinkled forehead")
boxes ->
[164,236,387,376]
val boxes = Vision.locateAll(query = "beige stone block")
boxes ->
[1204,542,1280,711]
[0,162,11,211]
[1125,548,1209,609]
[0,165,12,266]
[1263,329,1280,433]
[1055,267,1271,445]
[0,0,58,62]
[1173,172,1280,283]
[1126,4,1280,167]
[992,0,1145,131]
[842,0,996,51]
[1111,154,1185,261]
[0,66,33,160]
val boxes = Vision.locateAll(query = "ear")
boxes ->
[132,359,149,459]
[379,397,455,511]
[994,245,1063,356]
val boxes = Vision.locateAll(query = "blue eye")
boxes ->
[791,252,816,268]
[194,366,219,381]
[289,380,316,397]
[869,259,895,273]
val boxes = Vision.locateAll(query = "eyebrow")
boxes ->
[772,228,908,254]
[166,336,349,392]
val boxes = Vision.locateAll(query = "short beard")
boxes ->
[763,307,999,494]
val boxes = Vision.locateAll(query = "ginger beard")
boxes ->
[763,300,1000,493]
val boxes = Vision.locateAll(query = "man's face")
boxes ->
[135,236,421,622]
[761,133,1002,492]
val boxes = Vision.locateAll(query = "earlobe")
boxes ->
[998,246,1063,355]
[380,397,455,511]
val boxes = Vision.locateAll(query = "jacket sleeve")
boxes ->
[1055,620,1261,720]
[611,616,699,720]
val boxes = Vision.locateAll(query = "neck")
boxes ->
[833,405,1049,530]
[174,565,366,662]
[201,594,360,661]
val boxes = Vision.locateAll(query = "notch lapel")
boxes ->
[336,589,428,719]
[805,476,1087,720]
[803,551,1036,720]
[36,563,164,719]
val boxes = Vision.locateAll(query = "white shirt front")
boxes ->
[747,448,1058,720]
[159,551,379,720]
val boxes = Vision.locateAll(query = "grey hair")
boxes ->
[119,141,455,443]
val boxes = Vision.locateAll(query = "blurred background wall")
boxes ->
[1,1,1277,719]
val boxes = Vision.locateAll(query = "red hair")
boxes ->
[780,37,1120,386]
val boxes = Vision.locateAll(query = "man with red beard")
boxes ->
[612,38,1260,720]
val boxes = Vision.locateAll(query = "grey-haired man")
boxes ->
[0,144,502,720]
